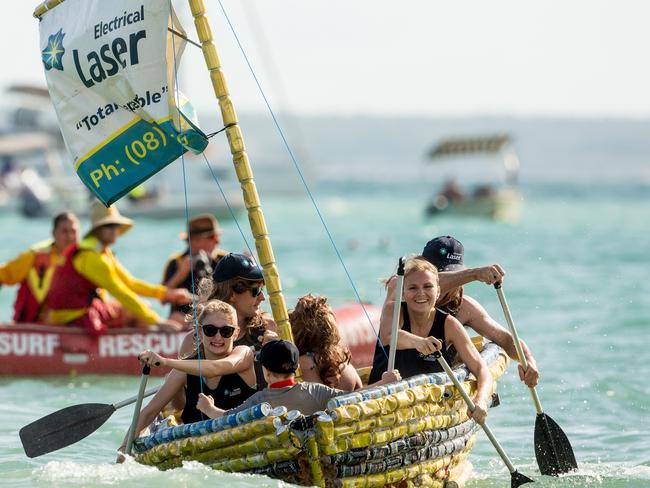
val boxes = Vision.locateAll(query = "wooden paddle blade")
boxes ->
[19,403,115,458]
[511,470,535,487]
[534,413,578,476]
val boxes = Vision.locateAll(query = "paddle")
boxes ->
[494,283,577,476]
[19,382,161,458]
[433,350,534,487]
[125,365,150,455]
[387,256,406,371]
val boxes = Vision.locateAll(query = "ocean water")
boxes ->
[1,119,649,487]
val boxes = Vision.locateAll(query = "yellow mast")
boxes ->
[186,0,293,344]
[33,0,294,345]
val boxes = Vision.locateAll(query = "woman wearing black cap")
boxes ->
[368,255,492,424]
[178,253,277,387]
[210,254,274,335]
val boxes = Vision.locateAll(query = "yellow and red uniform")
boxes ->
[47,236,166,332]
[0,240,61,323]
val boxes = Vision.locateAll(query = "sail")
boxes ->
[38,0,207,206]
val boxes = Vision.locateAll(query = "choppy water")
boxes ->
[1,129,650,486]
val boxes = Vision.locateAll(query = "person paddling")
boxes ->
[368,256,493,424]
[119,299,257,459]
[425,236,539,387]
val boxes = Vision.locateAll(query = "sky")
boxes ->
[4,0,650,118]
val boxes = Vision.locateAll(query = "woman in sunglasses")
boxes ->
[179,253,277,386]
[126,299,257,450]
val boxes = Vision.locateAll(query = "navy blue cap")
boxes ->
[258,340,300,374]
[213,253,263,283]
[422,236,465,271]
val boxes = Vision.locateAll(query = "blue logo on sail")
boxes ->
[42,29,66,71]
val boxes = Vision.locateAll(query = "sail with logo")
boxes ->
[38,0,207,205]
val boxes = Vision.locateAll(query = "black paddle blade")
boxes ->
[20,403,115,458]
[511,470,535,487]
[534,413,578,476]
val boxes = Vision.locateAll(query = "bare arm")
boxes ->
[163,256,190,289]
[444,315,492,424]
[263,315,277,332]
[461,296,539,388]
[118,369,186,452]
[197,393,225,419]
[300,356,364,392]
[139,346,254,378]
[396,329,441,354]
[438,264,505,295]
[339,363,363,391]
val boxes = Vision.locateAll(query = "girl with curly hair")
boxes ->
[290,294,362,391]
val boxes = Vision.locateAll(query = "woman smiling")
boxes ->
[368,256,493,424]
[122,299,257,452]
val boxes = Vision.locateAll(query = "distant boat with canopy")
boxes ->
[424,134,522,222]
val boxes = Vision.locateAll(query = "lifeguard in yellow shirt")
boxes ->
[0,212,80,323]
[46,202,191,336]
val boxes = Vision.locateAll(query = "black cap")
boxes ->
[258,340,300,374]
[422,236,465,271]
[213,253,264,283]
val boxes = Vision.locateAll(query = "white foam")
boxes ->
[33,458,297,486]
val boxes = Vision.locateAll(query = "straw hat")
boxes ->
[179,214,222,240]
[85,201,134,237]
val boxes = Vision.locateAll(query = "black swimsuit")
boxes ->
[368,304,452,383]
[181,372,257,424]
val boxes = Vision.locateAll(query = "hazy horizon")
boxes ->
[4,1,650,118]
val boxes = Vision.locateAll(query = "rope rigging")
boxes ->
[168,0,388,360]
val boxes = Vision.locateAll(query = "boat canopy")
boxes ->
[427,134,511,160]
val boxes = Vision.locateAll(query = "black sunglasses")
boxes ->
[201,324,236,338]
[249,286,263,298]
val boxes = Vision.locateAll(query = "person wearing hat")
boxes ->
[46,202,191,336]
[424,236,505,292]
[162,214,228,325]
[178,252,277,387]
[422,236,539,388]
[0,212,80,323]
[367,256,493,425]
[195,339,401,418]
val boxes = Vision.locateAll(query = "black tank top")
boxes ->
[181,372,257,424]
[235,329,268,389]
[368,304,452,384]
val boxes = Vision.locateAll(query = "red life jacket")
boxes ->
[13,243,56,323]
[47,243,99,312]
